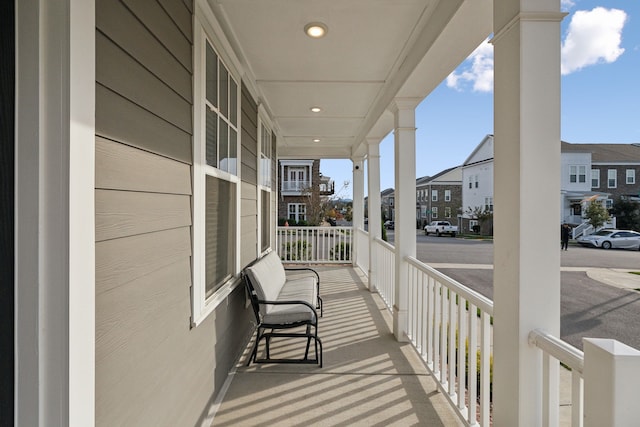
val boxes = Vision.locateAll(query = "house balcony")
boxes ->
[212,226,640,426]
[319,180,335,196]
[281,180,313,195]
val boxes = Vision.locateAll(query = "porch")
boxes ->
[211,266,466,426]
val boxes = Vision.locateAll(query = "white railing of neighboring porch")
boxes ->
[277,226,352,263]
[355,227,369,273]
[373,237,395,310]
[406,256,494,427]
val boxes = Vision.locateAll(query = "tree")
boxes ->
[609,197,640,231]
[584,200,610,230]
[466,206,493,236]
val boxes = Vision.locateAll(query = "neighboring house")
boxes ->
[277,160,334,224]
[461,135,495,233]
[380,188,395,221]
[462,135,640,233]
[416,166,463,228]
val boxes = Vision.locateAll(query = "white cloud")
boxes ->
[446,40,494,92]
[561,0,575,11]
[561,7,627,75]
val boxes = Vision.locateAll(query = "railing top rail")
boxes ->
[529,329,584,373]
[405,255,494,315]
[373,237,395,252]
[355,227,368,234]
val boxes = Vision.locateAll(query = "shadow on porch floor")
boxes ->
[210,266,463,427]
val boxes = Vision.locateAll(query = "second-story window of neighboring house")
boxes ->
[570,165,586,183]
[485,197,493,212]
[445,189,451,202]
[432,206,438,218]
[421,206,427,218]
[288,203,306,222]
[444,207,451,218]
[287,167,307,192]
[626,169,635,184]
[432,189,438,202]
[608,169,617,188]
[591,169,600,188]
[475,175,479,188]
[468,176,473,189]
[389,197,394,206]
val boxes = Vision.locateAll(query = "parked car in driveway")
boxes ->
[577,229,640,250]
[424,221,458,237]
[384,220,394,230]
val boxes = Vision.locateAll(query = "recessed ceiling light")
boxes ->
[304,22,328,38]
[313,138,321,143]
[310,107,322,113]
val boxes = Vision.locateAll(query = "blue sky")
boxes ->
[322,0,640,199]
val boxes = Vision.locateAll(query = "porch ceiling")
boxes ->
[209,0,492,159]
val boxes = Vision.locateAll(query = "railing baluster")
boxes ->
[457,296,467,413]
[433,281,441,378]
[448,290,457,398]
[427,275,434,369]
[571,370,583,427]
[480,312,491,427]
[468,302,478,425]
[440,281,447,386]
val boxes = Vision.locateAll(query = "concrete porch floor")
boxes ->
[210,266,464,427]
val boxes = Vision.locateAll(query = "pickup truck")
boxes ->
[424,221,458,237]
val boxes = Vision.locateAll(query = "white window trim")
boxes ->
[608,169,617,188]
[192,14,243,327]
[445,189,451,202]
[591,169,600,188]
[626,169,635,184]
[258,109,274,256]
[432,189,438,202]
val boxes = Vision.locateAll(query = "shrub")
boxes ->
[281,240,310,261]
[330,242,351,261]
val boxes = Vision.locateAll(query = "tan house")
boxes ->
[8,0,639,426]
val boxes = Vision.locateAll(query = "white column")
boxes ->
[16,0,96,426]
[492,1,565,425]
[351,157,365,267]
[390,99,419,342]
[367,139,382,292]
[583,338,640,427]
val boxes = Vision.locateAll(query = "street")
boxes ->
[386,230,640,350]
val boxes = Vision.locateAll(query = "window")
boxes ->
[288,203,307,222]
[484,197,493,212]
[192,23,241,325]
[605,199,613,209]
[475,175,479,188]
[432,207,438,219]
[444,189,451,202]
[626,169,635,184]
[421,206,427,218]
[591,169,600,188]
[432,189,438,202]
[444,207,451,218]
[570,165,586,183]
[468,176,472,189]
[608,169,617,188]
[259,119,272,253]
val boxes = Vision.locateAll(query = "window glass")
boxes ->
[205,110,218,167]
[205,42,217,107]
[261,190,270,252]
[445,189,451,202]
[626,169,635,184]
[230,79,237,126]
[205,176,236,297]
[608,169,617,188]
[591,169,599,188]
[219,65,229,118]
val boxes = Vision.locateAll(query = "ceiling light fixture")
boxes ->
[310,107,322,113]
[312,138,321,143]
[304,22,328,38]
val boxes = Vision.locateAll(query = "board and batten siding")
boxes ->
[240,83,259,266]
[95,1,252,425]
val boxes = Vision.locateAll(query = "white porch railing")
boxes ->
[355,227,369,273]
[529,329,584,427]
[276,226,352,263]
[406,256,494,427]
[373,237,395,310]
[281,180,312,193]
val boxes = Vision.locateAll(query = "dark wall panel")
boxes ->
[0,1,14,423]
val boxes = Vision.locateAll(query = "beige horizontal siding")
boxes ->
[157,0,192,42]
[96,136,191,195]
[97,0,192,102]
[96,84,192,163]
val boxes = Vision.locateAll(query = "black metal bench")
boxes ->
[243,251,323,367]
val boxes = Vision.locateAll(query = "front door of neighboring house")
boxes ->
[288,167,306,191]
